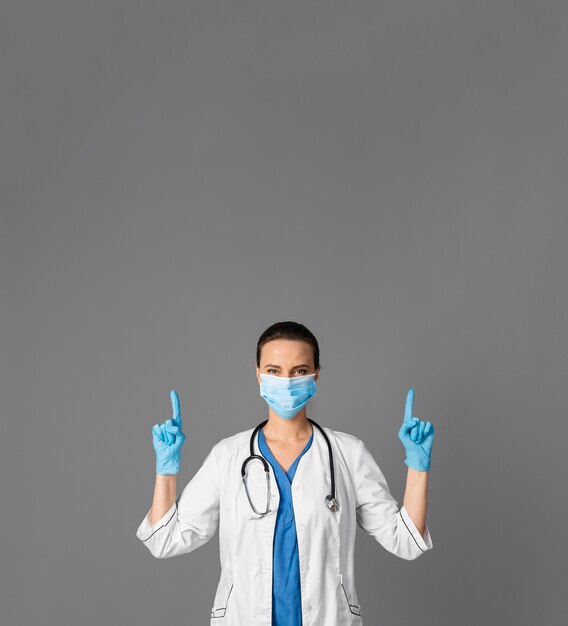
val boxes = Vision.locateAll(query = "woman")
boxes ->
[136,321,434,625]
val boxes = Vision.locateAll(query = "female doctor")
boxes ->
[136,321,435,626]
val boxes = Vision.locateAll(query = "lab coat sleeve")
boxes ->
[355,439,433,560]
[136,444,220,559]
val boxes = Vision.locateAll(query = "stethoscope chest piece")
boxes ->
[325,495,339,512]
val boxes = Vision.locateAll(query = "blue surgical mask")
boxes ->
[259,373,317,419]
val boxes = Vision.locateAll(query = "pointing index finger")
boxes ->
[404,388,414,423]
[170,389,182,427]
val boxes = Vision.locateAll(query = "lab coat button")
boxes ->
[293,484,300,492]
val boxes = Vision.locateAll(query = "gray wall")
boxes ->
[2,2,567,625]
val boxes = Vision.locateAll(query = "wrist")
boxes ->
[404,457,430,472]
[156,460,180,475]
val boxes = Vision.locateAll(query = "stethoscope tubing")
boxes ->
[240,417,338,516]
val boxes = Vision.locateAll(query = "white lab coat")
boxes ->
[136,425,433,625]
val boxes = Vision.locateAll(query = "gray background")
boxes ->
[2,1,567,625]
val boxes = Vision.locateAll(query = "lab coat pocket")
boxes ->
[340,574,362,617]
[210,580,234,619]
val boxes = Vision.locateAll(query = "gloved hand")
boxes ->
[398,388,434,471]
[152,389,186,475]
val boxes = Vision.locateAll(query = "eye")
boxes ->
[267,368,279,374]
[296,369,308,375]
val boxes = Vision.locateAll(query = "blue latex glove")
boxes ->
[398,388,434,471]
[152,389,186,475]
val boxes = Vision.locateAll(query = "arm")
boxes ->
[355,439,433,560]
[149,474,177,526]
[402,467,429,536]
[136,444,221,558]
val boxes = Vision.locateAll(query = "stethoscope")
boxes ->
[241,417,339,518]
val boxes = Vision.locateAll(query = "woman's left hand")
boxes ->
[398,388,434,471]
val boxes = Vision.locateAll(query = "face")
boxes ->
[256,339,320,384]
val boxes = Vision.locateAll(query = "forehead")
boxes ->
[260,339,313,363]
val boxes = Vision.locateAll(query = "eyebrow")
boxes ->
[264,363,311,369]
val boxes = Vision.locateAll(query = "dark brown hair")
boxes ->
[256,321,320,370]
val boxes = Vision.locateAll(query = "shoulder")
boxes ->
[209,427,256,459]
[322,426,362,450]
[318,426,365,468]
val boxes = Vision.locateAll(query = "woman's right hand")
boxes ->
[152,389,186,475]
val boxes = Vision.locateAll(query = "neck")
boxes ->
[263,410,313,442]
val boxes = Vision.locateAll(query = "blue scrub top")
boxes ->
[258,426,314,626]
